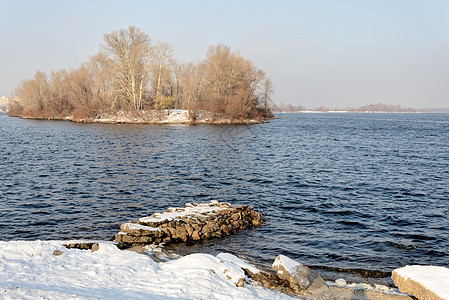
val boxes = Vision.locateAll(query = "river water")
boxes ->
[1,113,448,282]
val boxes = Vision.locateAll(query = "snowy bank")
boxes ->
[0,240,292,300]
[0,240,416,299]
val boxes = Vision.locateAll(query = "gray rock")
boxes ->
[272,254,328,295]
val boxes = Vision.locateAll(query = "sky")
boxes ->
[1,0,448,109]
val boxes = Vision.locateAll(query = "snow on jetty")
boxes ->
[114,200,264,246]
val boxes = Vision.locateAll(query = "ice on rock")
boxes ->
[335,278,346,287]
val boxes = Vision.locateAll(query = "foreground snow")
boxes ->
[0,240,295,300]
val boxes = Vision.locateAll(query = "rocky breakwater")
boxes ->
[114,200,264,246]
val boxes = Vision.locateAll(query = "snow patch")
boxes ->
[217,253,261,275]
[394,265,449,299]
[272,254,301,275]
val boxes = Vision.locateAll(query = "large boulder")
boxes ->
[392,265,449,300]
[272,254,328,295]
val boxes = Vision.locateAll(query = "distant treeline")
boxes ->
[272,102,425,113]
[9,26,273,121]
[348,103,425,113]
[271,103,306,112]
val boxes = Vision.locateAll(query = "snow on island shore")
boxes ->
[26,109,264,125]
[0,240,293,299]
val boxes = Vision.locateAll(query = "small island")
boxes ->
[7,26,274,124]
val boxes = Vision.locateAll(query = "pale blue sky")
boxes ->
[1,0,448,108]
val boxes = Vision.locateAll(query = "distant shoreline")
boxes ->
[271,102,449,114]
[273,110,447,114]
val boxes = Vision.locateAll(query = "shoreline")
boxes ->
[0,239,413,299]
[1,202,446,299]
[8,109,267,125]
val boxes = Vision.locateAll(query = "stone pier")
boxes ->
[114,200,264,246]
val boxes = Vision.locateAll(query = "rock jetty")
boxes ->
[114,200,264,246]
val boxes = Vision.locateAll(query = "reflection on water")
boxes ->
[1,113,449,282]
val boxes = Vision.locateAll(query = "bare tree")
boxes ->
[65,63,99,116]
[262,77,273,114]
[150,41,174,109]
[179,62,207,120]
[102,26,152,111]
[171,61,182,108]
[48,69,71,113]
[241,68,265,114]
[15,70,49,111]
[87,52,115,111]
[203,44,267,119]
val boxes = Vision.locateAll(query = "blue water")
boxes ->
[1,113,448,280]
